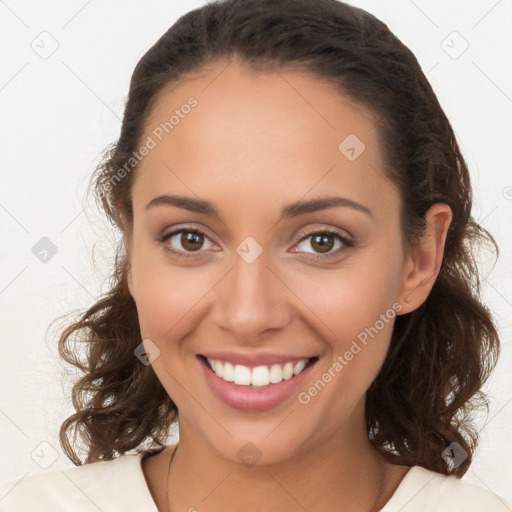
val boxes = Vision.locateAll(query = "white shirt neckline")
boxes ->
[2,450,509,511]
[133,451,510,511]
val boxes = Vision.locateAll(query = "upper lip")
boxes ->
[199,351,316,368]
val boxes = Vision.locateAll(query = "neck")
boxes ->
[166,418,408,512]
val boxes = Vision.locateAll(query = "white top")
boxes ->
[0,452,510,511]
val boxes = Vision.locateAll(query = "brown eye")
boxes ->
[180,231,204,252]
[293,228,353,259]
[159,228,215,258]
[310,233,335,254]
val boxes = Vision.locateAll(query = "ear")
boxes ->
[397,203,452,315]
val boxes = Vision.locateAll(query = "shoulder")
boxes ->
[0,452,159,512]
[382,465,511,512]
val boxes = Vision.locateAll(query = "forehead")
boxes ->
[132,60,398,219]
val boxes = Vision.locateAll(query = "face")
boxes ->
[126,60,415,465]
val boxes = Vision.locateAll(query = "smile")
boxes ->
[205,357,313,387]
[198,354,319,411]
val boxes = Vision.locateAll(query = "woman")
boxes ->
[1,0,509,510]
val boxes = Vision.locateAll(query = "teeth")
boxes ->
[222,362,234,382]
[251,365,270,386]
[214,360,224,378]
[282,362,293,380]
[233,365,251,385]
[269,364,282,384]
[293,359,306,375]
[205,357,311,387]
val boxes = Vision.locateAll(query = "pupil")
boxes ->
[182,232,202,251]
[313,234,333,253]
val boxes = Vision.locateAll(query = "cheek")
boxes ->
[288,248,403,409]
[130,245,219,345]
[287,247,403,343]
[130,258,214,405]
[290,286,396,432]
[294,267,396,372]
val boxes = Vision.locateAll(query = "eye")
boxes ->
[158,225,353,260]
[158,227,216,259]
[292,228,353,259]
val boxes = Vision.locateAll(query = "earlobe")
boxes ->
[397,203,452,314]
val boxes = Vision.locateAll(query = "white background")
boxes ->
[1,0,511,506]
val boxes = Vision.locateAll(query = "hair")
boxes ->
[57,0,500,476]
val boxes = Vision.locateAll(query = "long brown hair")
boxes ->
[57,0,500,475]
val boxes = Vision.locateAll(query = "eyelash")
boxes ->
[157,226,354,260]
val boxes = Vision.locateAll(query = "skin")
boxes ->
[124,59,452,512]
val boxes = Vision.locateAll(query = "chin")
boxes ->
[202,420,317,467]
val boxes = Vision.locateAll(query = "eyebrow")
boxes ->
[145,194,373,219]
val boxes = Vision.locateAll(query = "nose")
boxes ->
[212,247,292,344]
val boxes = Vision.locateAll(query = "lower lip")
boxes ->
[198,356,317,412]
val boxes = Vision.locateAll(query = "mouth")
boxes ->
[197,354,319,411]
[199,354,319,388]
